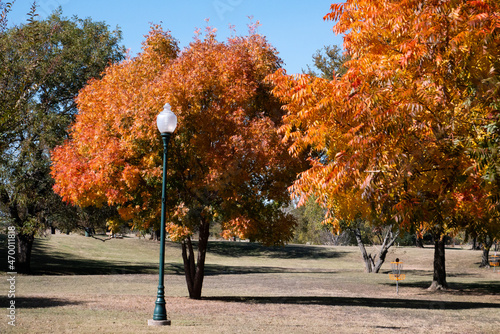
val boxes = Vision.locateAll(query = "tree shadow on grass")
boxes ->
[203,263,337,276]
[6,238,336,276]
[381,269,482,279]
[0,296,84,308]
[393,281,500,295]
[207,241,347,260]
[27,240,326,276]
[204,296,500,310]
[29,240,158,275]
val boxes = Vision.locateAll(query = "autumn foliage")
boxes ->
[51,27,175,230]
[267,0,500,289]
[51,24,302,298]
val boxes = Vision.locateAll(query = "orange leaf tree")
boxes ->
[267,0,500,290]
[51,25,303,299]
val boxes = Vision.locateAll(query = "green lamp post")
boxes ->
[148,103,177,326]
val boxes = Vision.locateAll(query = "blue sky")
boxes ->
[7,0,343,74]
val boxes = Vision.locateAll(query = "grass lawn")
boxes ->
[1,233,499,333]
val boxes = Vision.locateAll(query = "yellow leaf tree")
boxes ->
[268,0,500,290]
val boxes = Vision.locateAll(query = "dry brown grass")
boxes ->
[1,233,499,333]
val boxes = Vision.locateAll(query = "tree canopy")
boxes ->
[304,44,349,80]
[267,0,500,289]
[51,24,304,298]
[0,7,125,273]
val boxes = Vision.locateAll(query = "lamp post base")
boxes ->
[148,319,171,326]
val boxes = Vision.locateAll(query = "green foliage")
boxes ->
[303,45,349,80]
[291,197,326,244]
[0,6,125,271]
[292,198,378,246]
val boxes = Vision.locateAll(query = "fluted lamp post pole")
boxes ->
[148,103,177,326]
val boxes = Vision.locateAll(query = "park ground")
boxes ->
[0,233,499,333]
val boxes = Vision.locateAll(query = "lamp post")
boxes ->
[148,103,177,326]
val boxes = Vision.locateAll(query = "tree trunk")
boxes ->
[353,228,374,273]
[479,237,493,268]
[1,194,35,274]
[181,219,210,299]
[415,233,424,248]
[472,237,481,250]
[16,233,35,274]
[373,229,400,273]
[353,227,400,274]
[150,229,160,241]
[429,232,448,290]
